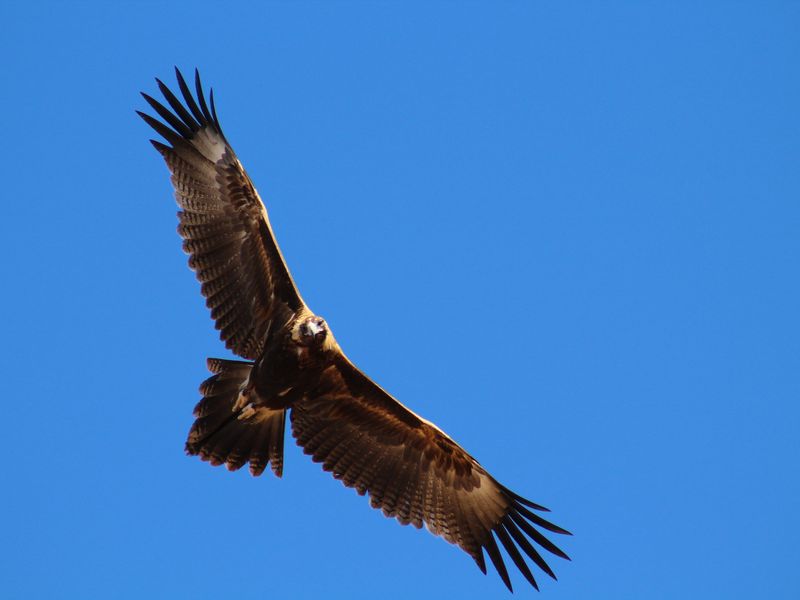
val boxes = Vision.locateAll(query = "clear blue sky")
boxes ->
[2,2,798,598]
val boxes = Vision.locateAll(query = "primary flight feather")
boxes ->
[139,68,571,592]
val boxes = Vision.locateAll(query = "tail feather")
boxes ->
[220,423,260,472]
[186,358,286,477]
[250,412,286,476]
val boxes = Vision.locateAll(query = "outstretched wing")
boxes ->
[138,68,304,359]
[290,356,571,592]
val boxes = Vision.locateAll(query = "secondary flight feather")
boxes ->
[139,68,571,592]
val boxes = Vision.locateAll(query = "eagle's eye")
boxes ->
[299,317,326,346]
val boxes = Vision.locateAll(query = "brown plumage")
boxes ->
[139,68,571,592]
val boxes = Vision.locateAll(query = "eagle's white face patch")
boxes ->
[305,320,324,336]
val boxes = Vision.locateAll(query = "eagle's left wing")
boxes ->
[291,355,571,592]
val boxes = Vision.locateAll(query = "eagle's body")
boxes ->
[139,68,570,592]
[250,311,334,411]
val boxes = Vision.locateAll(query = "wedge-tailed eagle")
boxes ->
[138,68,570,592]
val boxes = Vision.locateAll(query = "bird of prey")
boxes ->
[138,68,570,592]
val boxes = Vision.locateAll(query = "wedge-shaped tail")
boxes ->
[187,358,286,477]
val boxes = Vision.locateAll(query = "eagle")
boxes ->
[139,68,571,592]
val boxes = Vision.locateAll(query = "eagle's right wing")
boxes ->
[138,69,304,359]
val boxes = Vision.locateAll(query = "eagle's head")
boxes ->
[292,314,337,354]
[298,316,326,345]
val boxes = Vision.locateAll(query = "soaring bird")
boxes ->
[139,68,571,592]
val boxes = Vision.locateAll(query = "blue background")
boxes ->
[2,2,798,598]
